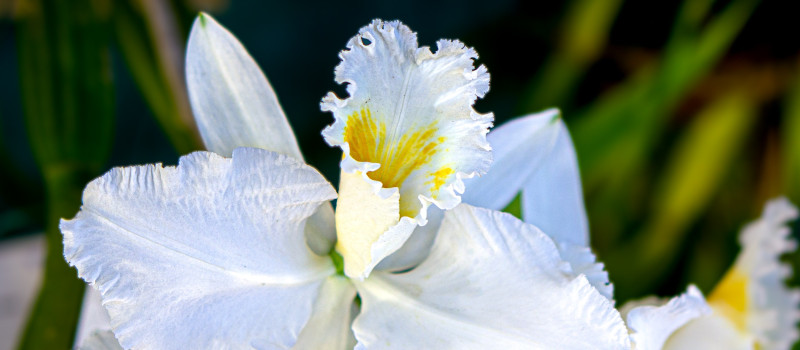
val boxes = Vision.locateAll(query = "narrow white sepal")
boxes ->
[521,119,589,246]
[461,108,561,210]
[461,109,588,246]
[186,13,302,159]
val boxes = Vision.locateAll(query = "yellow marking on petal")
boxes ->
[344,107,451,217]
[708,267,749,331]
[426,167,454,194]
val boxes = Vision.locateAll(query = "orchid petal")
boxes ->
[521,119,588,246]
[322,20,493,278]
[62,148,337,349]
[624,285,711,350]
[378,204,613,300]
[293,276,358,350]
[186,13,302,160]
[459,111,603,294]
[555,241,613,300]
[461,108,560,210]
[461,110,588,246]
[353,204,630,349]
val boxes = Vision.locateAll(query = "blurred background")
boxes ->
[1,0,798,348]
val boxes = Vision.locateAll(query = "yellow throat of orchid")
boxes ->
[321,19,492,279]
[707,267,749,332]
[343,108,451,217]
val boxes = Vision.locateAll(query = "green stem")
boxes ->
[17,164,97,350]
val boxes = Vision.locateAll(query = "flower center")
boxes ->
[344,107,451,217]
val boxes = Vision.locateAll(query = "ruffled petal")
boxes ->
[186,13,301,159]
[353,204,630,349]
[322,20,493,278]
[62,148,337,349]
[556,241,613,300]
[293,276,358,350]
[706,197,800,350]
[624,285,711,350]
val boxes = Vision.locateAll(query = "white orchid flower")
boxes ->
[65,13,632,349]
[622,197,800,350]
[319,20,494,279]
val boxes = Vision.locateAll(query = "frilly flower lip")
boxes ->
[321,19,493,278]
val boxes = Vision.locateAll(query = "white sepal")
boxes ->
[521,119,588,246]
[461,110,588,246]
[461,108,560,210]
[186,13,302,159]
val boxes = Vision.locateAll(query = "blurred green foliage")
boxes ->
[14,0,114,347]
[1,0,798,348]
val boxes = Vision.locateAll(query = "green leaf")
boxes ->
[520,0,623,112]
[606,91,757,299]
[14,0,115,348]
[573,0,759,257]
[783,76,800,201]
[573,0,759,192]
[501,192,523,220]
[113,0,203,154]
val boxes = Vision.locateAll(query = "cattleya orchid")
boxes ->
[64,13,630,349]
[623,198,800,350]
